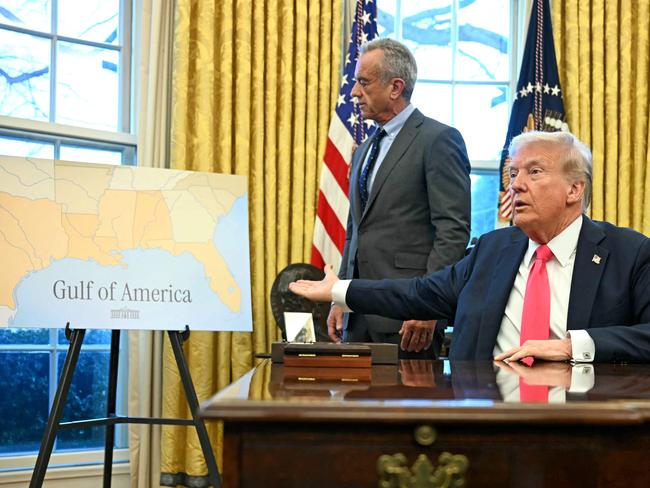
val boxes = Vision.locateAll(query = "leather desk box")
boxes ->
[271,341,397,365]
[283,343,371,368]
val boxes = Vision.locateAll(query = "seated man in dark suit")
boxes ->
[290,130,650,363]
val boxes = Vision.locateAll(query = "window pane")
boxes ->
[376,0,396,38]
[56,41,119,131]
[0,351,49,454]
[457,0,510,81]
[0,30,50,121]
[453,84,509,160]
[0,327,49,344]
[57,0,120,45]
[470,171,499,240]
[0,0,51,32]
[60,145,122,164]
[0,134,55,158]
[405,1,452,80]
[58,350,109,450]
[413,45,453,81]
[411,82,452,126]
[57,328,112,345]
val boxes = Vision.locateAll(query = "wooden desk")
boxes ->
[200,360,650,487]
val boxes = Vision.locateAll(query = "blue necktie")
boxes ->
[359,128,386,212]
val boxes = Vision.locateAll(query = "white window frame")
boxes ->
[0,448,130,485]
[377,0,523,170]
[0,0,135,472]
[0,0,136,160]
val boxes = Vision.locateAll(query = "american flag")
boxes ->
[498,0,568,222]
[311,0,378,271]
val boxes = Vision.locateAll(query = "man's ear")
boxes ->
[390,78,406,100]
[567,179,585,205]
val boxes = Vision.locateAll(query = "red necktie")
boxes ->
[519,244,554,402]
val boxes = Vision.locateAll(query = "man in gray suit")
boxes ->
[329,38,471,357]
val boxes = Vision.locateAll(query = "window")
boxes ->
[377,0,519,239]
[0,329,129,455]
[0,0,136,164]
[0,0,133,461]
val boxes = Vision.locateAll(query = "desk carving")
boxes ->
[377,452,469,488]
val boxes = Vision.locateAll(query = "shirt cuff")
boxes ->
[567,329,595,362]
[332,280,352,313]
[568,364,595,393]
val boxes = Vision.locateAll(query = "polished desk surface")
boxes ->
[201,359,650,423]
[201,360,650,488]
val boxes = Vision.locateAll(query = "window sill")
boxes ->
[0,449,129,485]
[0,115,137,146]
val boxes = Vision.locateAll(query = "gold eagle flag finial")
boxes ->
[524,113,535,132]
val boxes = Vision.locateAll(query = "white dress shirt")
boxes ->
[496,363,595,403]
[495,215,595,362]
[332,215,596,362]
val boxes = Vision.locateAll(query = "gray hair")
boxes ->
[360,38,417,101]
[508,130,593,211]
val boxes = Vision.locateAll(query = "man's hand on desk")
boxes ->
[494,360,572,389]
[327,304,344,343]
[399,320,436,352]
[494,338,572,363]
[289,264,339,302]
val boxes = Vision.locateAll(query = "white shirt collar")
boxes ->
[524,214,583,268]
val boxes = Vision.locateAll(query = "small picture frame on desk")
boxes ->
[283,312,316,342]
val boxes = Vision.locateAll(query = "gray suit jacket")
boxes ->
[339,108,471,334]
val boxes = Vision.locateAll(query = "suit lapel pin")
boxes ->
[592,254,602,264]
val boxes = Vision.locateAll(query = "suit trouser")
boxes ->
[344,313,441,359]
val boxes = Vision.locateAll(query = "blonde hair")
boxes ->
[509,130,593,211]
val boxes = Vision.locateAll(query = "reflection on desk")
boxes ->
[202,360,650,488]
[252,359,650,404]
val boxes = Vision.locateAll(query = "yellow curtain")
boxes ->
[160,0,342,484]
[128,1,174,486]
[552,0,650,233]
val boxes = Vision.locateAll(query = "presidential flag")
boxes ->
[311,0,378,271]
[498,0,568,222]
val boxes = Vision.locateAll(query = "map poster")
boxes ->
[0,156,252,332]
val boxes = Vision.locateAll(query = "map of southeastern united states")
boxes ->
[0,194,68,309]
[0,159,246,316]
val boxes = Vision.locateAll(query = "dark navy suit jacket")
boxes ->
[346,217,650,362]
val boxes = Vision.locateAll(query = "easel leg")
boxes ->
[30,326,86,488]
[103,329,121,488]
[168,329,222,488]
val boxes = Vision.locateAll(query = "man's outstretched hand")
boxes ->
[289,265,340,302]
